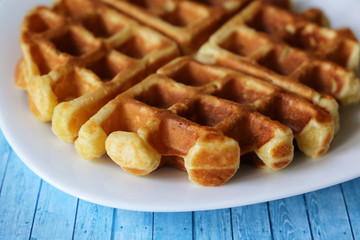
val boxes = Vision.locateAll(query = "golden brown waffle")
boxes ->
[15,0,360,186]
[100,0,293,55]
[16,0,179,142]
[197,1,360,105]
[100,0,234,55]
[74,57,336,185]
[77,58,293,185]
[158,57,335,158]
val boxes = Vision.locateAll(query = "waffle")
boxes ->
[197,1,360,105]
[99,0,233,55]
[158,57,335,158]
[80,59,294,186]
[74,57,337,185]
[15,0,360,186]
[100,0,293,55]
[15,0,179,142]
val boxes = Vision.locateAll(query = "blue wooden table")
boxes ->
[1,128,360,240]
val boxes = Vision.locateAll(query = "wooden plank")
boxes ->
[30,181,78,240]
[0,130,11,192]
[153,212,192,240]
[193,209,232,240]
[112,209,153,240]
[342,178,360,239]
[269,195,312,240]
[0,151,41,240]
[232,203,271,239]
[305,185,353,240]
[73,200,113,240]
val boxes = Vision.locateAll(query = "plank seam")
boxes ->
[303,194,315,240]
[266,202,274,240]
[230,208,234,240]
[71,199,80,240]
[0,146,10,194]
[152,212,154,240]
[340,184,356,240]
[28,179,43,240]
[110,208,116,240]
[192,211,195,240]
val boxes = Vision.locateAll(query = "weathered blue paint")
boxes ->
[29,181,78,240]
[305,185,353,240]
[153,212,192,240]
[111,209,153,240]
[73,200,113,240]
[0,151,41,240]
[193,209,233,240]
[232,203,272,240]
[0,130,10,193]
[342,178,360,239]
[269,195,312,240]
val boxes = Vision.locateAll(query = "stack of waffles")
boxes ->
[16,0,360,186]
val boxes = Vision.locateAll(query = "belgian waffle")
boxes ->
[197,1,360,105]
[100,0,236,55]
[100,0,293,55]
[82,60,294,186]
[15,0,360,186]
[158,57,335,158]
[16,0,179,142]
[75,57,336,185]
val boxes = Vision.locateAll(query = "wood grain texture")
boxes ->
[269,195,312,240]
[0,130,10,192]
[112,209,153,240]
[305,185,353,240]
[73,200,113,240]
[153,212,192,240]
[231,203,272,240]
[342,179,360,239]
[30,181,78,240]
[193,209,233,240]
[0,150,41,240]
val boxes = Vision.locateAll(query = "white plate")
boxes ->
[0,0,360,212]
